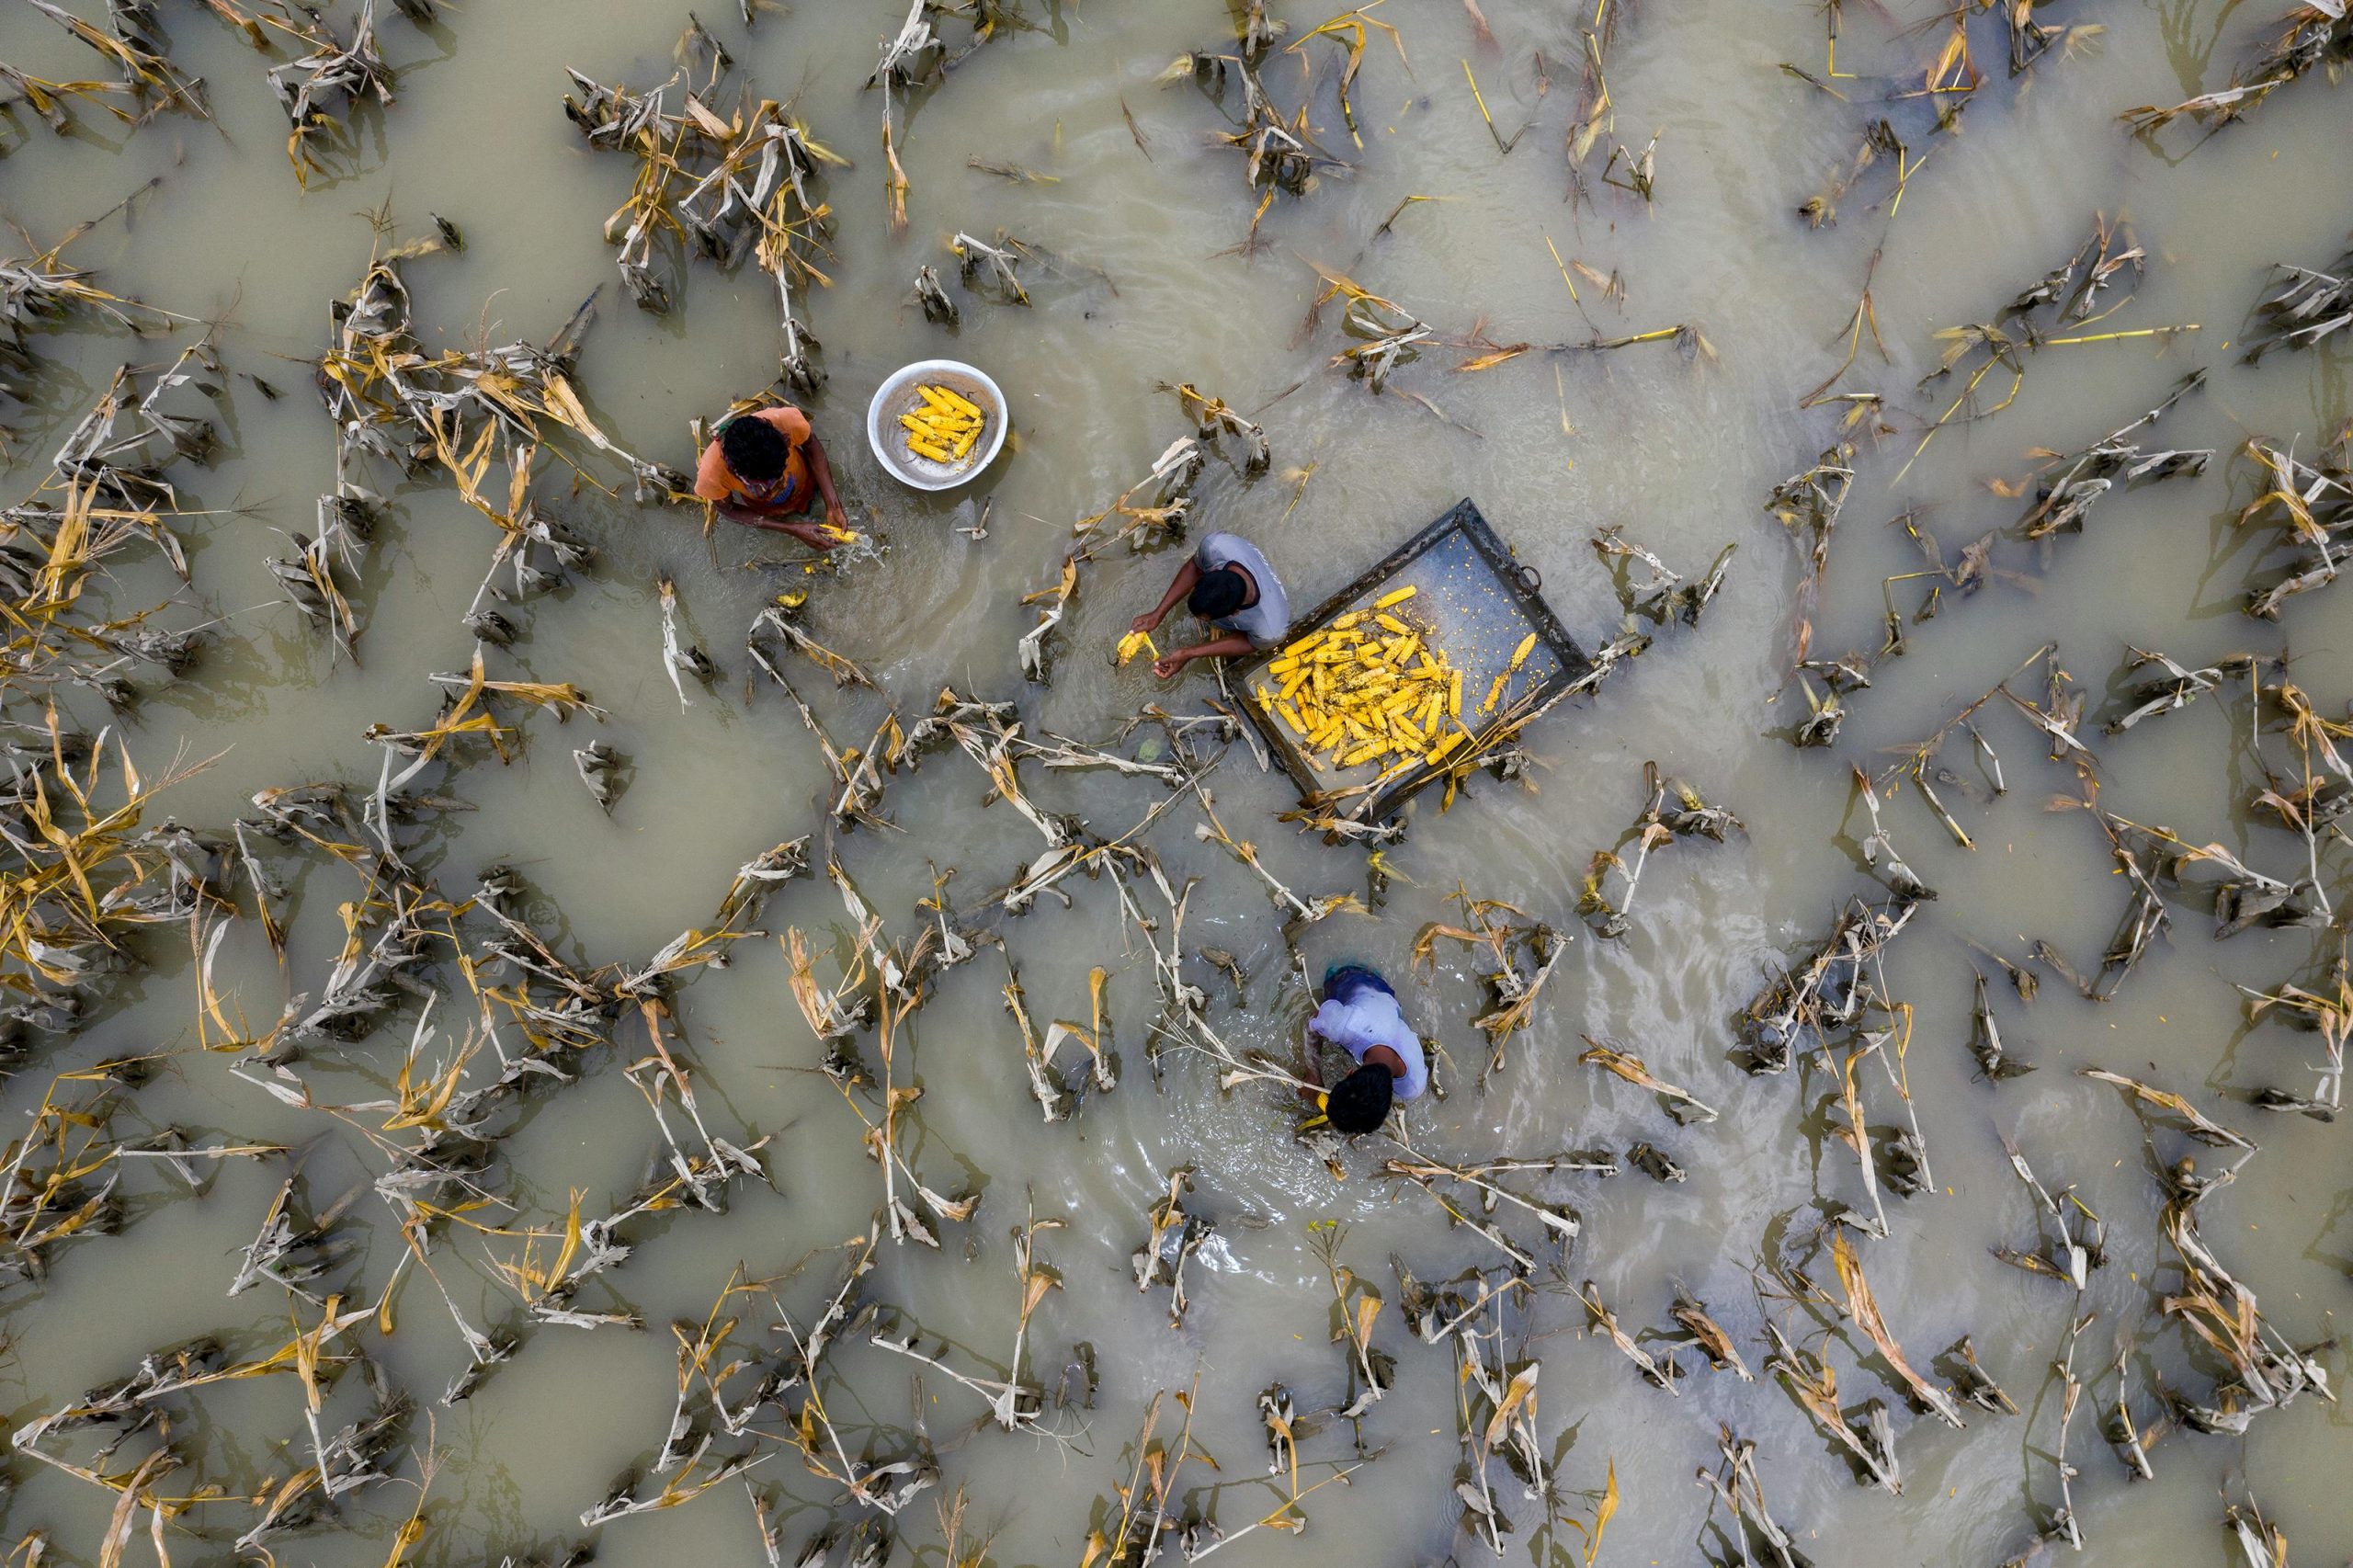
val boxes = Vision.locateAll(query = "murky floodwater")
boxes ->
[1,0,2347,1563]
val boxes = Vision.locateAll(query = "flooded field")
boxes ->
[0,1,2348,1564]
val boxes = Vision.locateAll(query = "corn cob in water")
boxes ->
[1479,632,1542,716]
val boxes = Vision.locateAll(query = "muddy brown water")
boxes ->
[0,1,2347,1564]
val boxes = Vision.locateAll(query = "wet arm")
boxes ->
[1139,558,1201,631]
[1297,1028,1327,1098]
[720,505,839,550]
[803,431,844,521]
[1163,632,1255,666]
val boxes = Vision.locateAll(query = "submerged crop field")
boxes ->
[0,1,2347,1564]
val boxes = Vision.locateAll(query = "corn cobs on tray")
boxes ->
[1250,586,1541,784]
[899,382,986,464]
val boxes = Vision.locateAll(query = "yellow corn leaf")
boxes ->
[1352,1293,1381,1350]
[1483,1362,1540,1446]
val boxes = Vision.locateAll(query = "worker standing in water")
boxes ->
[1300,963,1428,1135]
[693,403,849,551]
[1131,529,1291,679]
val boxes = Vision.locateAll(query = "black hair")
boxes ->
[1188,565,1248,620]
[1324,1063,1394,1136]
[720,416,790,483]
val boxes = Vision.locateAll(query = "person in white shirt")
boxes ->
[1130,531,1292,678]
[1300,963,1428,1134]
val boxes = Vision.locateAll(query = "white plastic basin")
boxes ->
[865,358,1007,492]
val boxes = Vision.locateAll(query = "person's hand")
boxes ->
[1130,610,1162,635]
[824,500,848,533]
[1152,652,1185,679]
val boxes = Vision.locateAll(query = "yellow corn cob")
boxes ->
[933,384,984,420]
[908,436,954,462]
[1507,632,1538,672]
[1427,730,1468,763]
[1115,631,1157,665]
[1482,673,1508,714]
[1374,586,1416,609]
[951,426,980,459]
[1270,595,1481,770]
[916,384,971,418]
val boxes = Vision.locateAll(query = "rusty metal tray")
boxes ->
[1237,499,1590,824]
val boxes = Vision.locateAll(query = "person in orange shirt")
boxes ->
[692,403,848,551]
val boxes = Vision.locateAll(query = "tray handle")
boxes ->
[1514,563,1542,593]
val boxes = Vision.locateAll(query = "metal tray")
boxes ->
[1237,499,1590,824]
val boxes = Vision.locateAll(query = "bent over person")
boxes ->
[1131,529,1291,679]
[1301,962,1428,1135]
[694,403,848,551]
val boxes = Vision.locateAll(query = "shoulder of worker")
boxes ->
[1246,599,1294,640]
[1389,1033,1430,1101]
[1310,992,1404,1058]
[1196,529,1248,561]
[691,439,734,502]
[758,403,813,443]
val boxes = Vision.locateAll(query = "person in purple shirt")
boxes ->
[1300,963,1428,1135]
